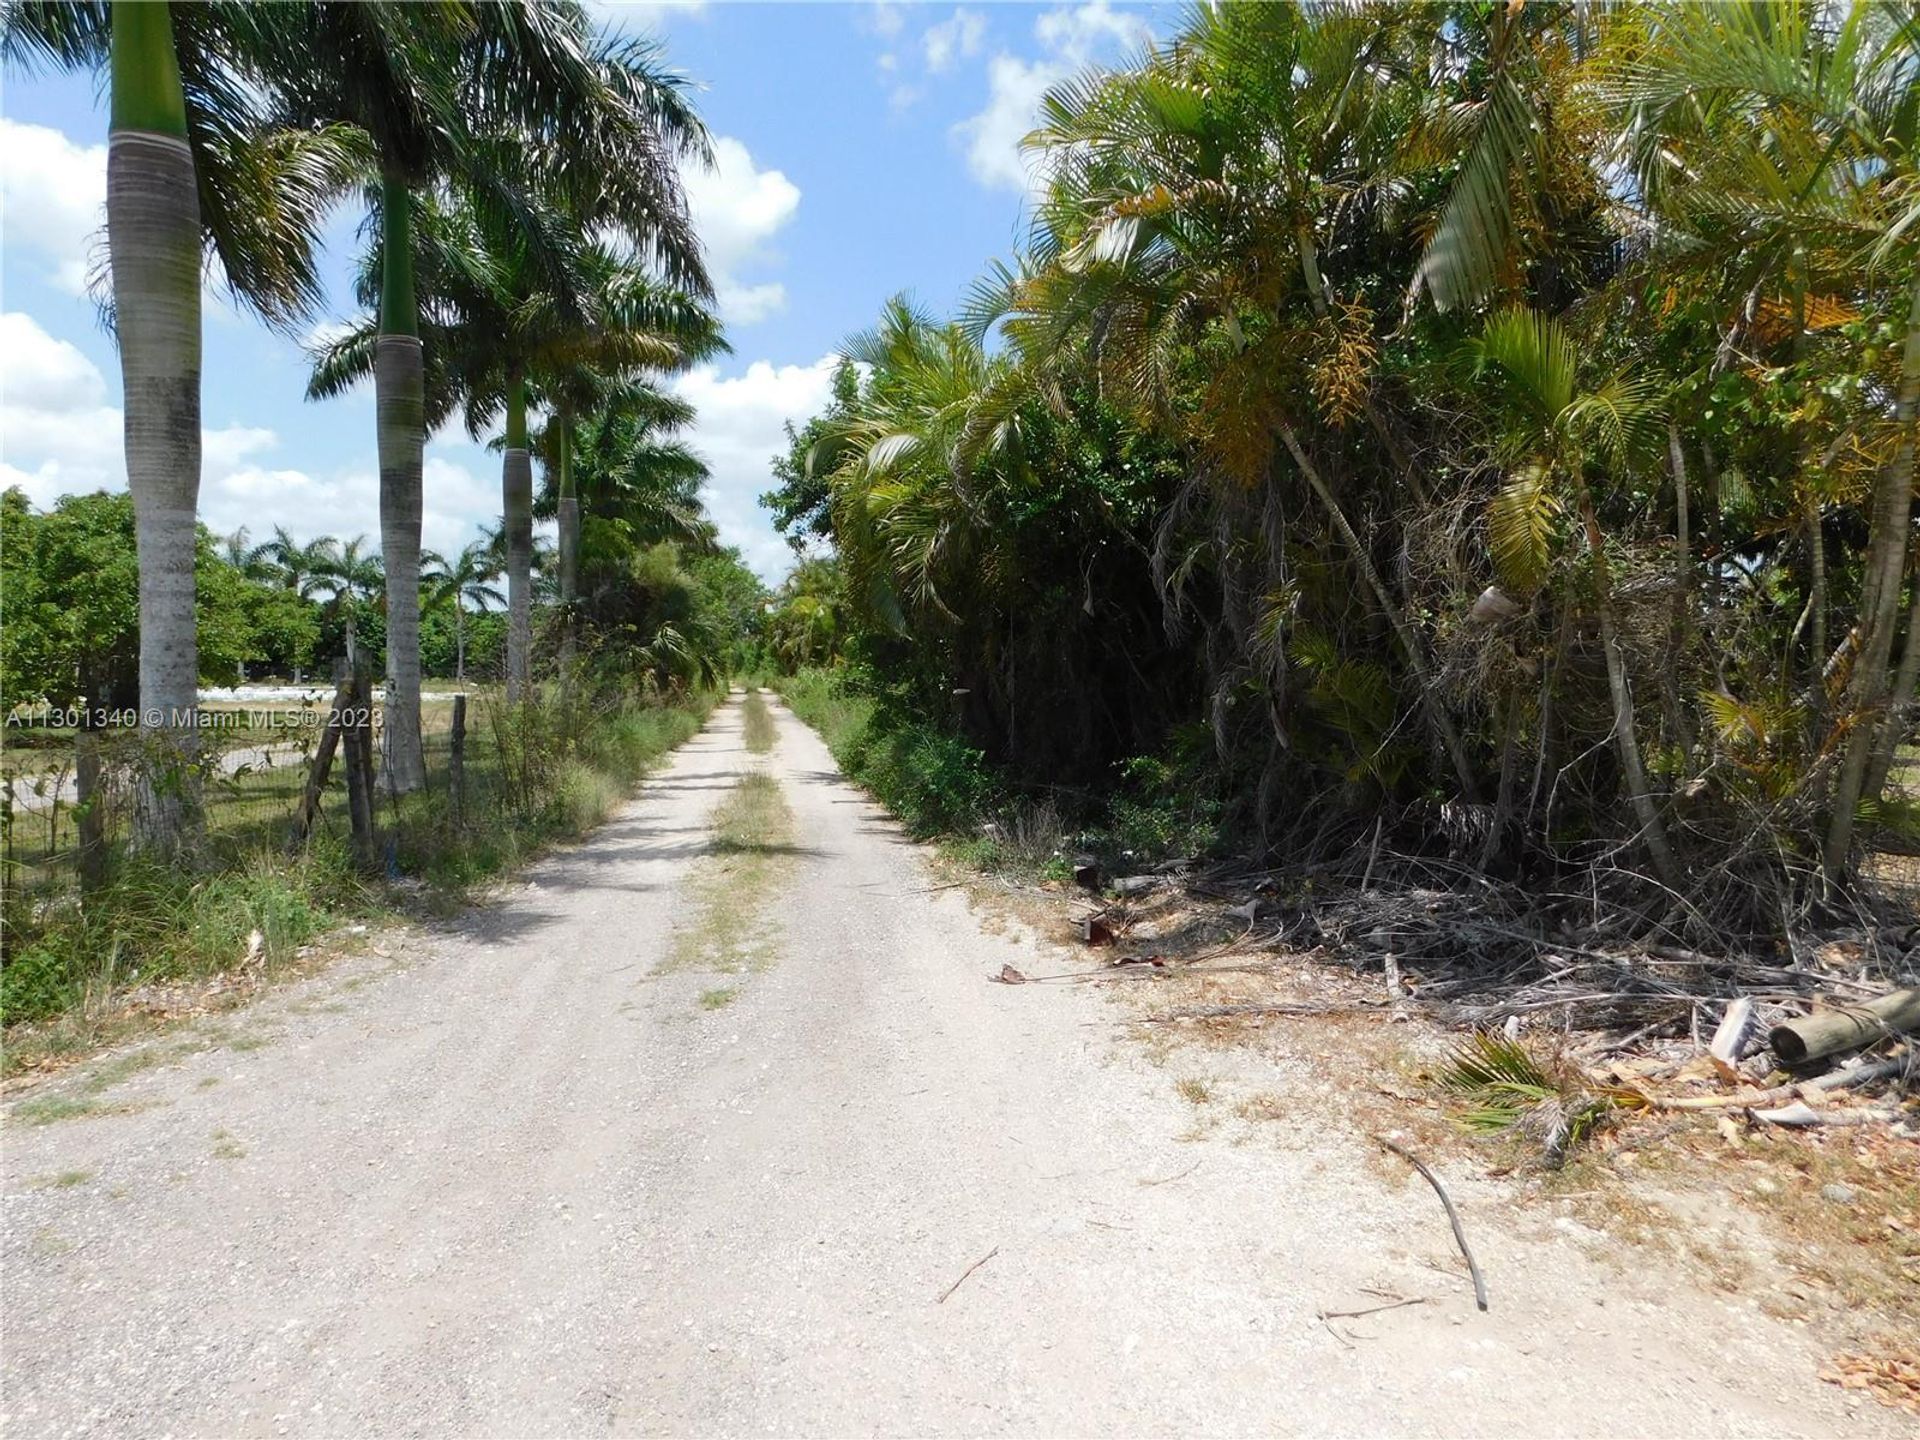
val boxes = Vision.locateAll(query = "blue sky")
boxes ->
[1,1,1166,581]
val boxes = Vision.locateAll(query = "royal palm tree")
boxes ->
[2,0,351,853]
[312,194,722,700]
[307,534,384,664]
[288,3,711,737]
[253,525,339,597]
[570,388,715,555]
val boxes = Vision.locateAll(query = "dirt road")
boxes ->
[2,698,1890,1437]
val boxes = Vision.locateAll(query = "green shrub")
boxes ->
[550,759,619,836]
[1,943,76,1024]
[777,668,989,836]
[779,666,1219,869]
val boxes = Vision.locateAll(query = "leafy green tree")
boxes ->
[762,359,860,548]
[1603,0,1920,875]
[686,548,770,673]
[1,490,261,709]
[240,582,320,680]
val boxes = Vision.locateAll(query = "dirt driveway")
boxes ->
[1,697,1892,1437]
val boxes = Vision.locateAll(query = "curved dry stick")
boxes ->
[1375,1135,1488,1312]
[936,1246,999,1304]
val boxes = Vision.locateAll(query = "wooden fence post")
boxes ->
[74,727,106,895]
[449,693,468,827]
[343,657,377,869]
[290,676,354,847]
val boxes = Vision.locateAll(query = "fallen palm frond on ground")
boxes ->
[1437,1031,1627,1169]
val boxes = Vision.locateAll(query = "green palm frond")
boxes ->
[1470,306,1578,420]
[1415,70,1542,312]
[1439,1031,1619,1169]
[1487,464,1563,594]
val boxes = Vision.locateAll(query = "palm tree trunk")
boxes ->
[1804,491,1827,730]
[375,172,426,793]
[454,604,466,683]
[1824,270,1920,880]
[110,0,203,856]
[1574,484,1681,889]
[556,406,579,674]
[1664,422,1694,758]
[503,367,533,702]
[1278,423,1479,800]
[1865,536,1920,804]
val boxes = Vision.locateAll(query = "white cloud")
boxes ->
[0,117,282,314]
[716,282,789,327]
[924,7,987,73]
[585,0,708,36]
[955,0,1153,195]
[302,318,358,353]
[202,425,279,473]
[1034,0,1147,57]
[868,1,906,41]
[0,312,106,413]
[0,310,499,560]
[671,355,842,581]
[419,455,505,559]
[681,136,801,328]
[0,118,107,295]
[2,312,124,502]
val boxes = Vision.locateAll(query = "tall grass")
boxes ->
[741,689,777,754]
[1,841,372,1063]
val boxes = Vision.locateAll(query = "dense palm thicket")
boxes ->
[765,1,1920,930]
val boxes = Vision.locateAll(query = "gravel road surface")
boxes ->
[2,697,1890,1437]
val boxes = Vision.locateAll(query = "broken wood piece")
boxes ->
[1708,996,1757,1081]
[1805,1055,1908,1092]
[1383,952,1409,1024]
[1077,916,1115,946]
[1136,1001,1365,1023]
[1111,875,1162,899]
[1654,1083,1797,1112]
[1769,988,1920,1065]
[1375,1135,1488,1312]
[1749,1101,1902,1128]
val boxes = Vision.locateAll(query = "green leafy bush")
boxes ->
[778,668,989,836]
